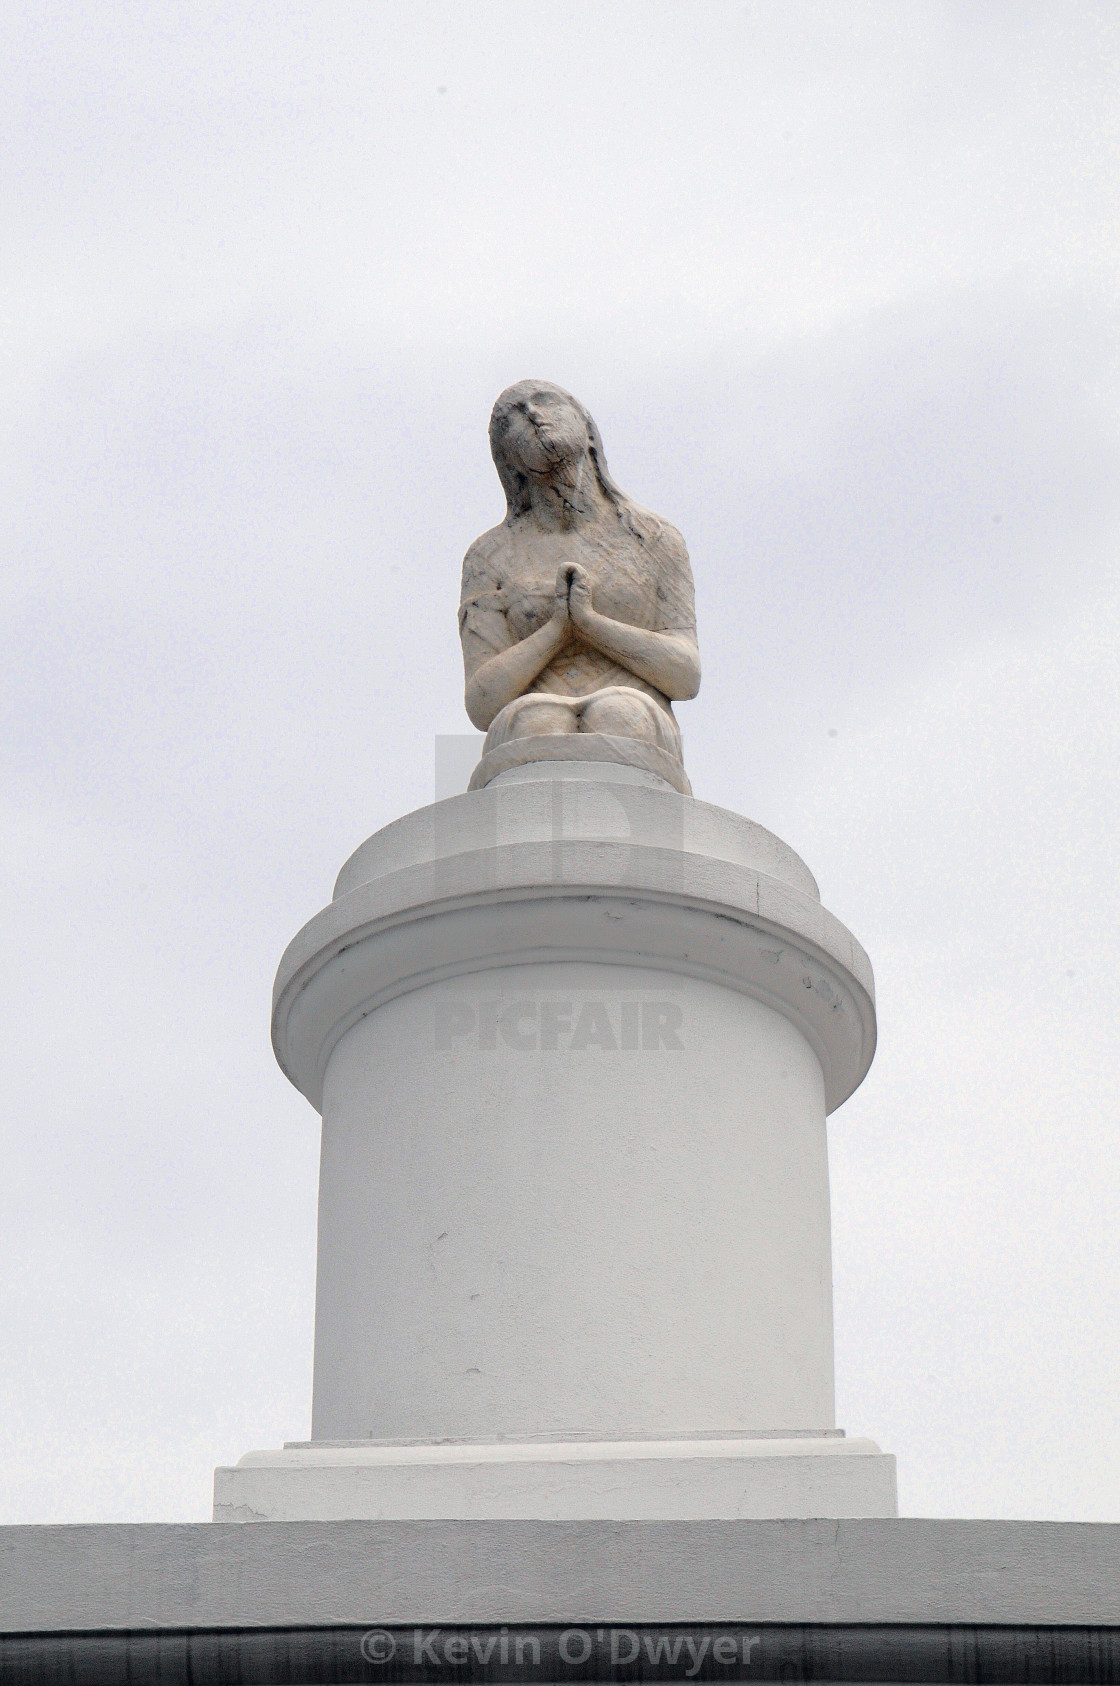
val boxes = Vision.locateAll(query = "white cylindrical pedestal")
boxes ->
[214,767,895,1520]
[314,960,834,1442]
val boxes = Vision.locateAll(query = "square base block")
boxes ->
[213,1436,897,1522]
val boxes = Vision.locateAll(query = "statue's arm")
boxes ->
[566,531,700,701]
[463,612,570,730]
[460,547,570,731]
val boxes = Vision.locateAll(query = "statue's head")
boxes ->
[489,380,627,519]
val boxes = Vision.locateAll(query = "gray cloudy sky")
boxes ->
[2,1,1119,1523]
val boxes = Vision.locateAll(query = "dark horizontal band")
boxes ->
[3,1623,1119,1685]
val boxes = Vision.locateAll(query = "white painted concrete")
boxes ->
[221,772,889,1521]
[213,1437,896,1522]
[330,764,822,903]
[278,775,874,1115]
[310,963,835,1443]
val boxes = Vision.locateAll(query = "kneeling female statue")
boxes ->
[459,381,700,794]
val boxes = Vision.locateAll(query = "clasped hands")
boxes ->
[551,562,598,640]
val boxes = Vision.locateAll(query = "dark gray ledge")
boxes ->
[1,1518,1119,1632]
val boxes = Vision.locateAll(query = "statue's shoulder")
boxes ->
[624,502,695,631]
[626,502,692,573]
[460,524,508,597]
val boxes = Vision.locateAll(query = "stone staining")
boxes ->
[459,381,701,794]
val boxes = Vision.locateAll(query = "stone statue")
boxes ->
[459,381,700,794]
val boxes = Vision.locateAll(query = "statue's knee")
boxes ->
[493,696,579,743]
[579,690,660,741]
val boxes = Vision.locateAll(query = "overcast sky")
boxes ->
[2,1,1119,1524]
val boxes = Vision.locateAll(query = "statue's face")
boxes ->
[497,384,588,477]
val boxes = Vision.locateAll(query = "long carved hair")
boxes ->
[488,380,651,541]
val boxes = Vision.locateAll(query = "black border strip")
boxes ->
[2,1626,1120,1685]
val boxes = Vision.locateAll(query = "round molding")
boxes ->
[273,785,876,1116]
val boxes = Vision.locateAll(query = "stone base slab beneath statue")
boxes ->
[212,1435,897,1522]
[468,732,692,794]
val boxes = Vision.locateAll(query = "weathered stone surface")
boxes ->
[460,382,700,792]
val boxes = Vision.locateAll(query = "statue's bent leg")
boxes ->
[469,685,691,795]
[578,687,682,758]
[484,693,580,749]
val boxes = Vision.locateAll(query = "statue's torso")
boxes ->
[461,518,689,709]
